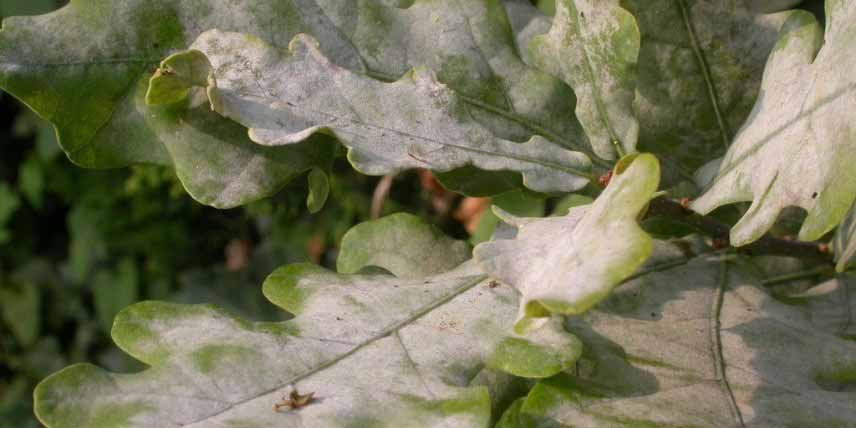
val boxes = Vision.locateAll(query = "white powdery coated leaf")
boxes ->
[693,7,856,245]
[190,30,592,193]
[501,0,552,65]
[0,1,361,209]
[35,261,582,428]
[529,0,640,159]
[312,0,593,161]
[475,154,660,333]
[518,255,856,427]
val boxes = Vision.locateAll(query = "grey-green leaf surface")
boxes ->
[186,30,594,193]
[337,213,471,278]
[34,216,582,428]
[475,154,660,333]
[625,0,793,184]
[313,0,595,164]
[692,7,856,246]
[790,276,856,338]
[0,1,353,208]
[516,254,856,427]
[508,0,792,184]
[529,0,640,159]
[2,0,604,206]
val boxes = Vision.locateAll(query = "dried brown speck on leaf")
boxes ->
[274,388,316,412]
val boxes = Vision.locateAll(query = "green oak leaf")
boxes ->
[623,0,794,184]
[178,30,594,193]
[313,0,596,164]
[494,397,536,428]
[529,0,641,159]
[692,7,856,246]
[514,254,856,427]
[475,153,660,333]
[0,1,358,208]
[145,50,213,106]
[2,0,606,207]
[508,0,794,184]
[337,213,471,278]
[34,215,582,428]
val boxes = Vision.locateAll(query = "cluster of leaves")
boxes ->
[0,4,422,424]
[3,0,856,427]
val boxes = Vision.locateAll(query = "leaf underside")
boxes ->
[475,153,660,333]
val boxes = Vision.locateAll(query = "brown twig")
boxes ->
[370,174,397,219]
[646,197,832,263]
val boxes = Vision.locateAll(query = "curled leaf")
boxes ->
[475,153,660,333]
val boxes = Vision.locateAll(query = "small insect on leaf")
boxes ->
[273,388,316,412]
[488,280,500,289]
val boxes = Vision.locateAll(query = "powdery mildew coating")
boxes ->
[693,4,856,246]
[193,30,593,194]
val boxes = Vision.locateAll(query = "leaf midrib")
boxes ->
[178,274,487,427]
[570,0,625,157]
[248,88,597,180]
[674,0,730,150]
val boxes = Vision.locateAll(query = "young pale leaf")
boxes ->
[0,1,352,208]
[693,7,856,246]
[475,153,660,333]
[178,30,593,193]
[337,213,470,278]
[529,0,641,159]
[34,217,582,428]
[517,255,856,427]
